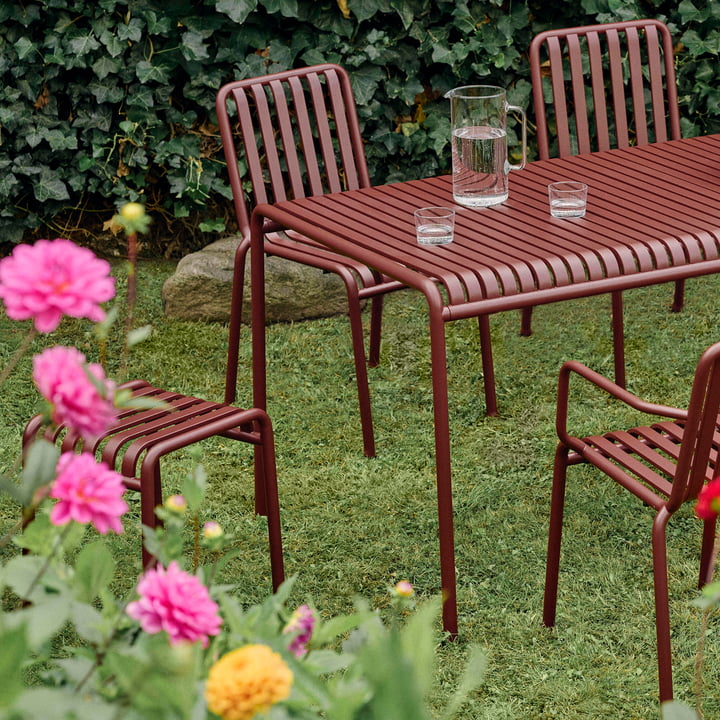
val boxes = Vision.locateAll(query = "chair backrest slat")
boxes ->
[567,35,592,154]
[287,75,324,197]
[531,19,680,159]
[215,64,370,238]
[269,79,304,200]
[587,31,611,152]
[626,27,650,146]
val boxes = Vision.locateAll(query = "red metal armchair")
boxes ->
[216,64,405,457]
[23,380,284,587]
[543,341,720,703]
[527,19,683,386]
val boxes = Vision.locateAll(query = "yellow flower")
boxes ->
[205,644,293,720]
[119,202,145,221]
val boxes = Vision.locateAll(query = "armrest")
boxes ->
[556,360,688,445]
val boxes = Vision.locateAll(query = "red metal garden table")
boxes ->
[248,134,720,636]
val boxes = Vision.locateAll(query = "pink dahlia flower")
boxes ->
[126,561,222,647]
[0,238,115,332]
[33,346,117,440]
[283,604,316,657]
[50,452,128,534]
[696,476,720,520]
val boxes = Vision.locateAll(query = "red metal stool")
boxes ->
[22,380,284,588]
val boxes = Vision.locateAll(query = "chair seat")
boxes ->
[573,420,719,508]
[268,230,405,298]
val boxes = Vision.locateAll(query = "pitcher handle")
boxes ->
[507,104,527,172]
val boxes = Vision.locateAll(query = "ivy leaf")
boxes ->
[92,55,121,79]
[389,0,416,30]
[216,0,258,24]
[68,32,100,56]
[135,60,170,84]
[262,0,299,17]
[99,28,125,57]
[34,167,70,202]
[14,36,36,60]
[349,65,385,104]
[180,30,209,61]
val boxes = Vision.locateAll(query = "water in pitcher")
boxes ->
[451,126,508,207]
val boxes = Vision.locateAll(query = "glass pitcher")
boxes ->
[445,85,527,207]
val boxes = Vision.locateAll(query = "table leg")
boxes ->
[478,315,498,417]
[611,291,626,389]
[429,300,458,638]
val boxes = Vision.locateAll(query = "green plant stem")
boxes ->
[118,233,137,383]
[192,513,200,573]
[694,530,720,718]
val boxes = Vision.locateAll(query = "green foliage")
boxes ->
[1,1,717,252]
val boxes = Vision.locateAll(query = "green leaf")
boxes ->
[14,36,36,60]
[180,30,209,61]
[70,600,107,645]
[439,644,486,720]
[33,167,70,202]
[127,324,153,347]
[182,463,207,512]
[68,32,100,56]
[4,595,73,648]
[13,512,57,556]
[12,687,116,720]
[661,701,701,720]
[135,60,171,84]
[199,218,226,232]
[0,625,27,707]
[21,438,60,505]
[216,0,258,24]
[400,596,441,696]
[74,541,115,602]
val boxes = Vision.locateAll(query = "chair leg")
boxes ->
[255,411,285,591]
[225,241,250,404]
[368,294,384,368]
[699,516,718,588]
[520,307,533,337]
[611,291,626,389]
[671,279,685,313]
[652,508,674,703]
[478,315,498,417]
[543,444,570,627]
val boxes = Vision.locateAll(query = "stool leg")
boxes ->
[257,414,284,591]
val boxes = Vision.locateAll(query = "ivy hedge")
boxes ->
[1,0,718,255]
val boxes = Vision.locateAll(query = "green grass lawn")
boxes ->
[3,258,720,719]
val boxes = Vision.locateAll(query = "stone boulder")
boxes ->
[161,236,350,323]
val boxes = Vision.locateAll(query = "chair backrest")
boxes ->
[669,341,720,511]
[530,19,681,159]
[216,64,371,238]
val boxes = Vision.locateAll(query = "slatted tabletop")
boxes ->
[249,134,720,637]
[261,134,720,312]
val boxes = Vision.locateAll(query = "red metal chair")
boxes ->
[543,341,720,703]
[22,380,285,587]
[216,64,405,458]
[527,19,683,386]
